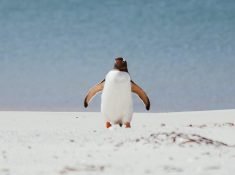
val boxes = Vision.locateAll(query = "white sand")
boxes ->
[0,110,235,175]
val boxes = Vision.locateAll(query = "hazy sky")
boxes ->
[0,0,235,112]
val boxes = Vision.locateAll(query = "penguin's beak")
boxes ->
[114,57,128,72]
[115,59,123,66]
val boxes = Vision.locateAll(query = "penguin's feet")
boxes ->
[106,122,112,128]
[125,122,131,128]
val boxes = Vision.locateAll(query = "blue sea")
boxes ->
[0,0,235,112]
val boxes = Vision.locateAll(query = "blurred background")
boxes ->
[0,0,235,112]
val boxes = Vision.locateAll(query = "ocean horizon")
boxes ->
[0,0,235,112]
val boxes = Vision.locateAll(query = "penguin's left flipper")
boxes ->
[131,80,150,110]
[84,79,105,108]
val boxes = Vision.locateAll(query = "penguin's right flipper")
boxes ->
[84,79,105,108]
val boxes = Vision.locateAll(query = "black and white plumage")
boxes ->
[84,57,150,128]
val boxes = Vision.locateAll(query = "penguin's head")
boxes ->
[114,57,128,72]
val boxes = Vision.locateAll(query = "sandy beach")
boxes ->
[0,110,235,175]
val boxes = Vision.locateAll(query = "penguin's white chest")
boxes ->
[101,70,133,123]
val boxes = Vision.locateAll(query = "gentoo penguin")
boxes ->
[84,57,150,128]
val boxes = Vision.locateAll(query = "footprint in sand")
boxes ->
[204,165,221,171]
[163,165,183,173]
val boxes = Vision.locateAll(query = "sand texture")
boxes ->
[0,110,235,175]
